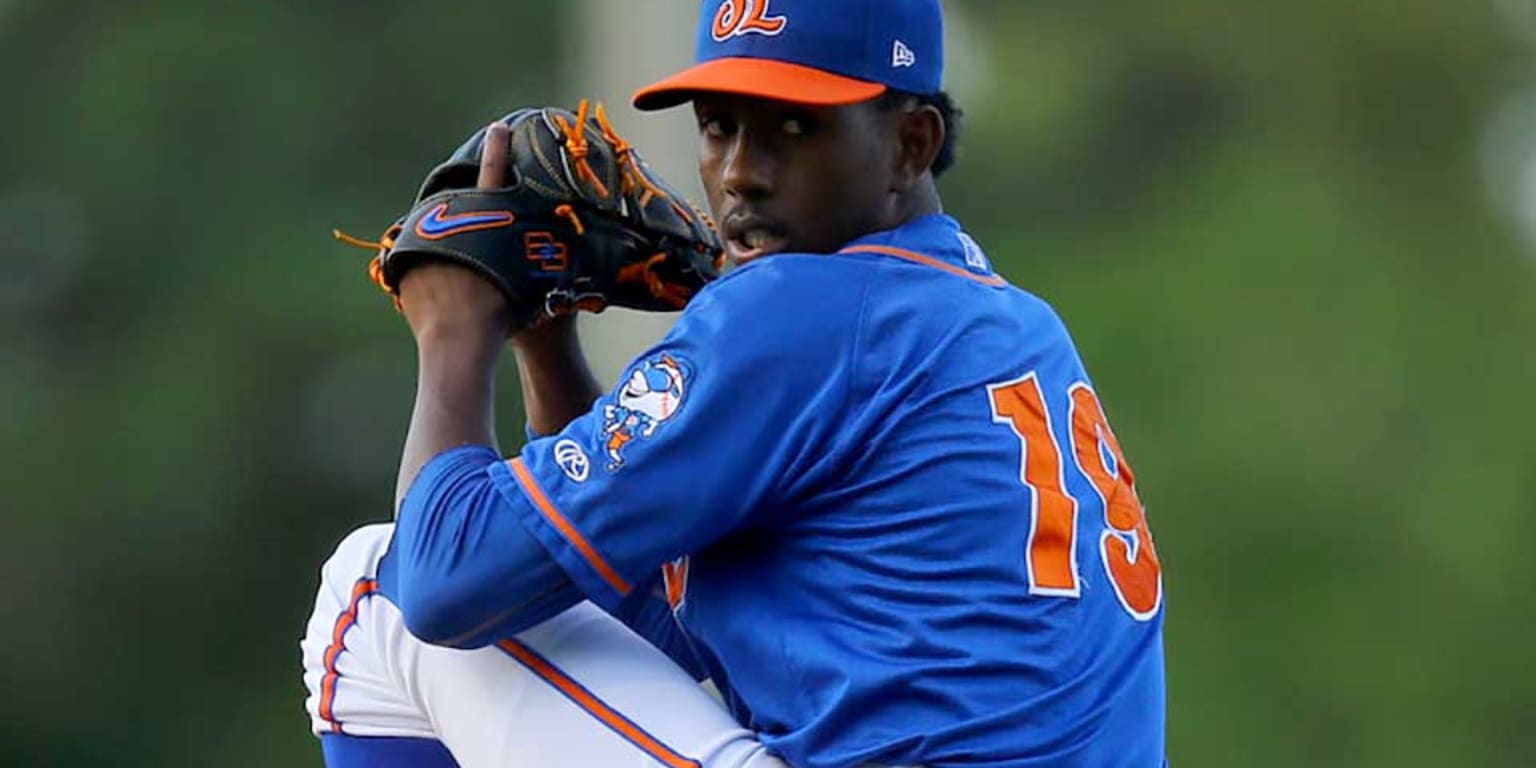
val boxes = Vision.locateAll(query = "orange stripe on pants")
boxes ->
[496,638,701,768]
[318,578,380,733]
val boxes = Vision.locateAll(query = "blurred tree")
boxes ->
[0,0,1531,765]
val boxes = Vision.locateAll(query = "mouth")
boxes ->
[723,218,789,265]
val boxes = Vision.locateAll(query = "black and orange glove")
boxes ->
[337,101,722,328]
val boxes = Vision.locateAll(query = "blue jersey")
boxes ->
[485,214,1166,767]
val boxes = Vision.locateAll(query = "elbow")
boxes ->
[397,576,487,649]
[395,545,579,648]
[392,485,496,649]
[394,499,496,648]
[397,567,567,648]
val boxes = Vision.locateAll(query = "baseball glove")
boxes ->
[335,100,722,327]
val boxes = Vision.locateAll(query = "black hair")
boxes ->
[875,89,962,177]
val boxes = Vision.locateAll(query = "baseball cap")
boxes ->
[633,0,944,111]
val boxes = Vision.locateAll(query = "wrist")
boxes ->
[397,263,514,340]
[508,314,602,435]
[413,320,507,363]
[409,310,512,341]
[509,314,581,356]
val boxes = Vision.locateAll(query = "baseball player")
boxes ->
[379,0,1168,766]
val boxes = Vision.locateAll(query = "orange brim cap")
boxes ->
[633,57,886,111]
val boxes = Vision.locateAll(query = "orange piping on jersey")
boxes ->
[662,557,689,611]
[508,458,633,596]
[318,577,379,734]
[496,639,702,768]
[839,244,1008,287]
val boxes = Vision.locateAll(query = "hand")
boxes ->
[398,122,514,341]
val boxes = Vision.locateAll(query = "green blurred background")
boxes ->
[3,0,1533,765]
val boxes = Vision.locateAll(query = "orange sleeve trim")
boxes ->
[497,639,702,768]
[840,244,1008,287]
[318,577,379,734]
[508,457,633,596]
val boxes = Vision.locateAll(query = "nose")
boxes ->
[721,129,774,200]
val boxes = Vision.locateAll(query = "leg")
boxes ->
[301,524,457,764]
[300,523,785,768]
[417,601,782,768]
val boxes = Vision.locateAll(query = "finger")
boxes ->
[477,121,509,189]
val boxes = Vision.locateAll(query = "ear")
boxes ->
[891,103,944,191]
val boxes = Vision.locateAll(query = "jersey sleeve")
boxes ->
[487,258,864,612]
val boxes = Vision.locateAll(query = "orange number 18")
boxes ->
[987,374,1163,620]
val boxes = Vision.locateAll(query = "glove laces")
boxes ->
[593,102,709,228]
[333,222,404,310]
[552,99,612,200]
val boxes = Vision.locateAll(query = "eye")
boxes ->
[698,114,733,139]
[780,111,820,138]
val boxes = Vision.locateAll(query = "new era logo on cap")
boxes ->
[892,39,916,68]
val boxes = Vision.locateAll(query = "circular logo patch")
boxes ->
[554,439,590,483]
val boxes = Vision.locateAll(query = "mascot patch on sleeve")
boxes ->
[601,354,691,470]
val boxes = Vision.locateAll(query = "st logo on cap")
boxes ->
[711,0,789,42]
[633,0,944,111]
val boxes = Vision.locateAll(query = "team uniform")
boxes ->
[299,523,785,768]
[393,215,1167,767]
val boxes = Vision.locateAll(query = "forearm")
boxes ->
[510,315,603,436]
[395,321,505,512]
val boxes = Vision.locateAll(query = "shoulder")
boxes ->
[1006,283,1075,337]
[998,287,1094,384]
[677,254,874,341]
[698,253,871,301]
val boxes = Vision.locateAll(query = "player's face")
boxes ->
[693,94,900,265]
